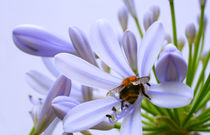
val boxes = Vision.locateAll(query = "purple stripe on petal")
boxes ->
[12,25,76,57]
[90,19,135,78]
[35,75,71,134]
[55,53,122,90]
[69,27,97,66]
[122,30,137,71]
[138,22,165,76]
[156,44,187,82]
[52,96,79,120]
[120,102,142,135]
[63,97,120,133]
[25,70,54,95]
[147,82,193,108]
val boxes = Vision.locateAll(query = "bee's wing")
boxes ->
[132,76,150,85]
[106,85,125,96]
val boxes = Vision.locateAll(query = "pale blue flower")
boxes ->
[54,19,193,135]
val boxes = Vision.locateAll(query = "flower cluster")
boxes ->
[12,0,209,135]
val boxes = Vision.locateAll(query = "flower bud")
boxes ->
[69,27,97,66]
[199,0,206,7]
[156,44,187,83]
[52,96,79,120]
[123,0,137,18]
[201,51,208,64]
[118,6,128,31]
[12,25,76,57]
[143,11,155,31]
[150,5,160,21]
[177,37,185,51]
[34,75,71,134]
[122,30,137,71]
[165,34,172,43]
[185,23,196,44]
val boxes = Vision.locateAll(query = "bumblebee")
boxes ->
[107,76,151,104]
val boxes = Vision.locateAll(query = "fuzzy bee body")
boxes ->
[107,76,150,104]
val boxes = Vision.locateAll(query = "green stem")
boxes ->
[29,127,35,135]
[189,5,205,86]
[192,50,210,104]
[182,74,210,127]
[152,65,160,83]
[186,43,192,85]
[173,109,180,126]
[134,17,143,38]
[169,0,178,47]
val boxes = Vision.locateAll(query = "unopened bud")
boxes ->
[199,0,206,7]
[165,34,172,43]
[150,5,160,21]
[201,51,208,64]
[185,23,196,44]
[143,11,155,31]
[118,6,128,31]
[178,37,185,51]
[123,0,137,18]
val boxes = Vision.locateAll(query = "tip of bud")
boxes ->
[118,6,128,31]
[199,0,206,7]
[143,11,155,31]
[185,23,196,44]
[150,5,160,21]
[178,37,185,51]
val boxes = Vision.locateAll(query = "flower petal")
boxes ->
[63,97,120,132]
[55,53,122,90]
[42,57,60,77]
[12,25,76,56]
[120,103,142,135]
[35,75,71,134]
[69,27,97,66]
[147,82,193,108]
[122,30,138,71]
[90,19,135,78]
[52,96,80,120]
[155,44,187,82]
[42,118,59,135]
[138,22,165,76]
[25,70,54,95]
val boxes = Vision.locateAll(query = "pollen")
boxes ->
[122,76,137,86]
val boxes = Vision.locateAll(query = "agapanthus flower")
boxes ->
[54,19,193,134]
[13,24,115,134]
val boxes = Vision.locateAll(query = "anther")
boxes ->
[112,107,117,112]
[106,114,112,119]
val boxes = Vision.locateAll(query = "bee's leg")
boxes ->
[146,83,151,86]
[121,100,125,110]
[142,88,151,100]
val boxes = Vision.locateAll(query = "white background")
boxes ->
[0,0,209,134]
